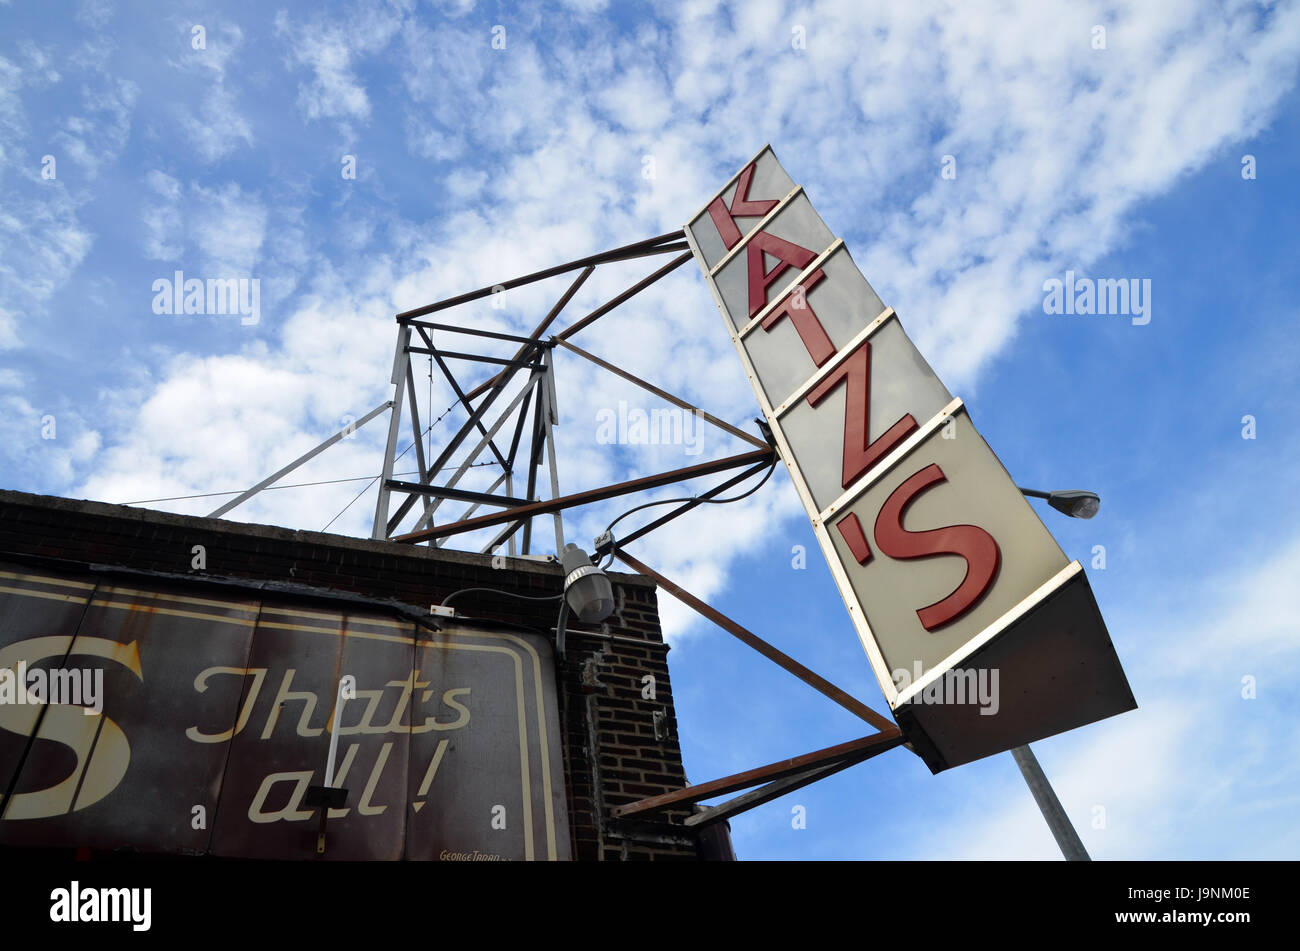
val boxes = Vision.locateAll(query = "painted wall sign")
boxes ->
[0,563,569,859]
[684,146,1136,771]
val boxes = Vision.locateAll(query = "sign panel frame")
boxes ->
[0,564,570,859]
[684,145,1136,771]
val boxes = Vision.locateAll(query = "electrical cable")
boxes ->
[602,457,779,536]
[440,586,564,607]
[321,473,383,534]
[318,379,513,533]
[121,471,424,506]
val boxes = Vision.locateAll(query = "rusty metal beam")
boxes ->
[488,408,763,556]
[404,321,540,345]
[392,447,776,544]
[610,731,903,818]
[420,328,511,473]
[462,248,691,407]
[682,733,906,828]
[406,347,542,368]
[554,337,768,450]
[506,384,534,472]
[456,244,690,416]
[595,459,773,558]
[393,258,590,539]
[396,231,684,321]
[556,251,693,342]
[385,343,541,534]
[463,265,596,404]
[614,550,896,734]
[520,382,546,554]
[383,480,529,508]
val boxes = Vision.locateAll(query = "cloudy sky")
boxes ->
[2,0,1298,859]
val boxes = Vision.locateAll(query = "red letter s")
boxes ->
[872,463,1000,632]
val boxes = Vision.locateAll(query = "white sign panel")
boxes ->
[684,145,1135,772]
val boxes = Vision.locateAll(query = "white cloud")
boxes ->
[171,20,244,81]
[141,179,268,277]
[0,37,143,346]
[182,85,254,162]
[443,167,488,201]
[188,182,268,276]
[0,185,94,330]
[52,74,138,179]
[276,4,411,126]
[66,0,1300,664]
[0,382,102,494]
[75,0,112,30]
[168,22,254,162]
[916,533,1300,860]
[0,306,19,350]
[145,169,181,200]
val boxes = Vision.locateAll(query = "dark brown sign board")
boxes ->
[0,561,569,860]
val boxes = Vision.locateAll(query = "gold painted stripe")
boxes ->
[0,568,96,590]
[415,640,534,860]
[89,599,258,627]
[98,584,259,613]
[260,605,413,631]
[487,632,559,860]
[0,584,90,605]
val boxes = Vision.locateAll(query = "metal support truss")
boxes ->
[370,229,773,558]
[208,400,393,520]
[607,549,903,828]
[207,230,773,560]
[197,227,908,834]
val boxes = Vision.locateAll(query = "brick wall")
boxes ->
[0,488,727,860]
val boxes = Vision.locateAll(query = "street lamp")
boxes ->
[560,543,615,623]
[1019,487,1100,519]
[1008,485,1103,860]
[554,543,615,661]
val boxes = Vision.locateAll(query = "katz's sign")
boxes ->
[684,145,1135,771]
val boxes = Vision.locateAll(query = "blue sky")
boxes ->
[2,0,1298,859]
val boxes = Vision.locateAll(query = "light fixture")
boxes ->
[1019,487,1100,520]
[560,543,615,622]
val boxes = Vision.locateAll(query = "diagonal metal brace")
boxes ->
[614,549,896,733]
[610,730,903,819]
[209,400,392,519]
[683,732,906,828]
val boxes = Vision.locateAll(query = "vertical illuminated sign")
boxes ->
[684,146,1135,771]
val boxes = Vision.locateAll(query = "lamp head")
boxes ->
[1047,490,1100,519]
[560,543,615,622]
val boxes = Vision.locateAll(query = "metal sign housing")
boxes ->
[684,145,1136,772]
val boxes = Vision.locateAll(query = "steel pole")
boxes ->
[1010,744,1090,861]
